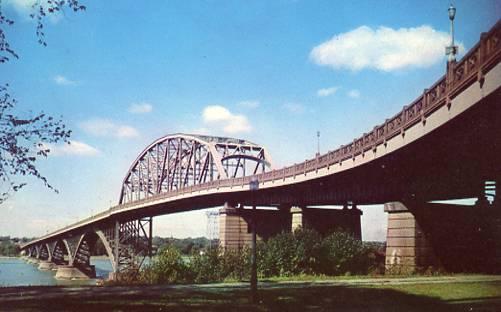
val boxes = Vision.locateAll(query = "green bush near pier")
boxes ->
[138,229,384,285]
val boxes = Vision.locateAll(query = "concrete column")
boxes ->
[219,203,292,250]
[219,203,253,251]
[384,202,436,274]
[290,206,304,231]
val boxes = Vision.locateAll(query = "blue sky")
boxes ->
[1,0,499,240]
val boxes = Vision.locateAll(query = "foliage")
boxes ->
[319,231,371,275]
[0,1,86,203]
[140,245,189,284]
[152,236,215,255]
[0,84,71,204]
[139,230,379,285]
[0,0,86,63]
[188,247,223,283]
[258,228,322,277]
[0,239,19,256]
[220,247,250,281]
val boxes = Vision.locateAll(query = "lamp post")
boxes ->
[316,131,320,156]
[446,4,458,62]
[249,176,259,303]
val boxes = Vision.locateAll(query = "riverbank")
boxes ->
[1,275,500,311]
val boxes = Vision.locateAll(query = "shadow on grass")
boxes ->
[0,284,499,312]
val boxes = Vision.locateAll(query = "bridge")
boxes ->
[21,21,501,278]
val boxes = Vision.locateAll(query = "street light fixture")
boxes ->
[446,4,458,62]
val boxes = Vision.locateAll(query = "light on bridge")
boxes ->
[446,4,458,62]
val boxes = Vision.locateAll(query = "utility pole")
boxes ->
[249,176,259,303]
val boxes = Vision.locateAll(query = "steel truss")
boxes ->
[102,218,152,275]
[119,134,272,204]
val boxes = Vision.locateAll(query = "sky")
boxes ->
[1,0,499,241]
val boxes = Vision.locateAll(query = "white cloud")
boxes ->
[43,140,100,157]
[348,89,360,98]
[317,86,339,97]
[202,105,252,134]
[128,102,153,114]
[80,118,140,138]
[238,100,260,109]
[53,75,76,86]
[282,102,304,114]
[310,25,463,72]
[115,125,140,138]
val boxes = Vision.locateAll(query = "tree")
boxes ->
[0,0,85,203]
[0,84,71,203]
[1,0,86,63]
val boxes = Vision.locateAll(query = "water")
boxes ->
[0,257,113,287]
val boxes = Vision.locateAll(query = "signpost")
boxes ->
[249,176,259,303]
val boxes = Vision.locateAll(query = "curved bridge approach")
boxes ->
[21,21,501,277]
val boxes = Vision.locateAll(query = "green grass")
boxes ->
[372,281,501,301]
[1,279,500,311]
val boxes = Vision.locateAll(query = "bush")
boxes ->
[138,229,379,285]
[189,247,251,283]
[189,247,223,283]
[220,247,250,281]
[258,228,322,277]
[140,245,189,284]
[319,231,371,275]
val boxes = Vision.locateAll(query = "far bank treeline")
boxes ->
[0,237,32,256]
[0,236,215,257]
[96,236,216,256]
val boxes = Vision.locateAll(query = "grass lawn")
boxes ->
[0,278,500,311]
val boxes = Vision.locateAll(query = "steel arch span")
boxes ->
[119,133,273,204]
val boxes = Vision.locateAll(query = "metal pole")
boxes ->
[316,131,320,156]
[148,217,153,258]
[249,176,259,303]
[114,220,120,276]
[250,201,257,303]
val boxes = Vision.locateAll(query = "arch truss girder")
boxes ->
[119,134,272,204]
[101,218,152,274]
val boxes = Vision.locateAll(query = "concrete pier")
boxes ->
[38,261,56,271]
[55,265,95,280]
[219,205,363,250]
[384,202,436,274]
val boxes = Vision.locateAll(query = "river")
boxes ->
[0,257,113,287]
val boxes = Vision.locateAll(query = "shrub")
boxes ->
[258,228,322,277]
[140,245,189,284]
[220,247,250,281]
[319,231,370,275]
[189,247,223,283]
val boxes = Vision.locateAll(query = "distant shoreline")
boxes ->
[0,256,19,259]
